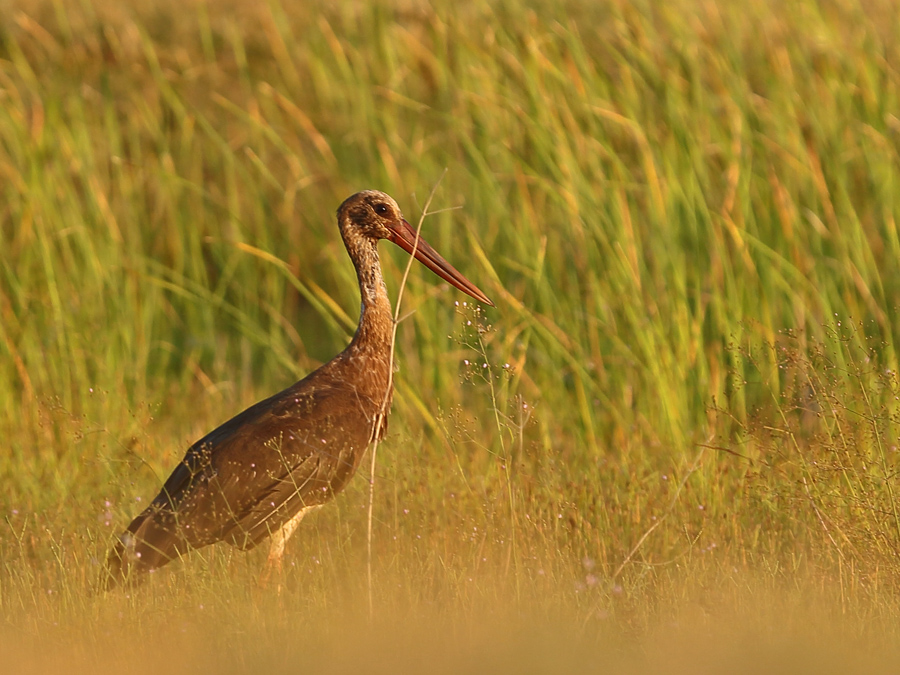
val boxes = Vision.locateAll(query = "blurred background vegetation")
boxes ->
[2,0,900,670]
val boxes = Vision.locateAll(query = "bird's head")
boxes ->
[338,190,494,306]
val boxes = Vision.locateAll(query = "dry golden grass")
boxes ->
[3,0,900,670]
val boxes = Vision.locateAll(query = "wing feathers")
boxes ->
[105,372,381,586]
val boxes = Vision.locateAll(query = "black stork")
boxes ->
[105,190,493,587]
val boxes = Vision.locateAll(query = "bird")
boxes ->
[104,190,493,587]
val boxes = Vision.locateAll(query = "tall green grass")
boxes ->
[2,0,900,669]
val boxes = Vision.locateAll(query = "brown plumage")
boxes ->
[104,190,493,587]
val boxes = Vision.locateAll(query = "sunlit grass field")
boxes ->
[3,0,900,670]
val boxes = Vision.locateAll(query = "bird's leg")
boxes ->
[260,505,320,590]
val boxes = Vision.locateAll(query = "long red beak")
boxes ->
[387,219,494,307]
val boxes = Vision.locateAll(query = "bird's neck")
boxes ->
[347,240,394,356]
[334,227,395,419]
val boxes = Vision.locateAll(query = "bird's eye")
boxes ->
[374,203,389,216]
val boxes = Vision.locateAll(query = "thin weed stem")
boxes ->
[475,328,521,600]
[367,170,448,619]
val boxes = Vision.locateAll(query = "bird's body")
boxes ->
[105,190,492,586]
